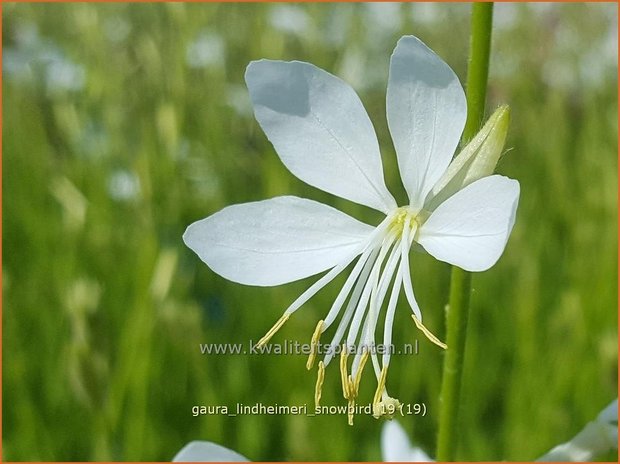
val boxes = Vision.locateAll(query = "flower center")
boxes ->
[387,206,429,240]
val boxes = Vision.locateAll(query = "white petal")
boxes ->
[537,399,618,461]
[245,60,396,213]
[381,421,435,462]
[536,421,617,462]
[387,36,467,209]
[183,196,374,286]
[409,448,434,462]
[418,175,520,272]
[382,421,414,462]
[597,398,618,426]
[172,441,249,462]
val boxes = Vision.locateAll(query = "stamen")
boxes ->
[306,319,325,370]
[400,219,423,321]
[382,265,403,366]
[348,374,355,398]
[283,246,361,317]
[353,350,370,393]
[375,238,403,304]
[371,364,403,420]
[314,361,325,407]
[256,313,290,348]
[323,247,379,367]
[373,364,389,407]
[339,345,350,399]
[412,314,447,350]
[370,351,382,379]
[347,374,356,426]
[347,403,355,425]
[322,245,375,329]
[346,235,394,348]
[353,238,402,375]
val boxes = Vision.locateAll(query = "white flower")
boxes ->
[381,399,618,462]
[184,35,520,424]
[537,398,618,462]
[382,420,432,462]
[173,441,248,462]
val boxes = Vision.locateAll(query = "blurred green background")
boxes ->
[3,2,618,461]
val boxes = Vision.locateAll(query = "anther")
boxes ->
[347,397,356,426]
[347,373,357,426]
[339,345,350,399]
[256,313,290,348]
[353,350,370,393]
[373,365,389,407]
[314,361,325,407]
[411,314,447,349]
[306,320,325,370]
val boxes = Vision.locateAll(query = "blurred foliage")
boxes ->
[2,2,618,461]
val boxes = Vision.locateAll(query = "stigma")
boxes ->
[387,206,428,241]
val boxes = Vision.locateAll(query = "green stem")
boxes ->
[435,3,494,461]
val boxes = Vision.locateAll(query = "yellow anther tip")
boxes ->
[314,361,325,407]
[411,314,447,350]
[339,345,351,399]
[372,365,389,406]
[354,350,370,392]
[312,320,325,342]
[306,320,325,370]
[257,313,290,347]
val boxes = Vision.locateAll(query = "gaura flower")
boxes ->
[381,420,432,462]
[537,398,618,462]
[184,36,520,425]
[173,441,249,462]
[380,399,618,462]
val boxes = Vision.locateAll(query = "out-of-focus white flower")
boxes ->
[3,26,86,94]
[381,420,432,462]
[410,3,442,25]
[269,4,311,36]
[184,35,518,425]
[363,3,402,36]
[45,58,85,92]
[107,169,140,201]
[172,441,249,462]
[186,32,225,69]
[381,399,618,462]
[493,3,520,31]
[226,83,253,117]
[537,399,618,461]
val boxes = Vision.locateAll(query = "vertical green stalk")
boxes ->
[436,3,494,461]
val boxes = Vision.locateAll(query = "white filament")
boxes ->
[382,265,403,367]
[345,234,394,349]
[351,237,402,377]
[400,218,422,321]
[322,240,377,330]
[283,217,391,317]
[322,246,379,366]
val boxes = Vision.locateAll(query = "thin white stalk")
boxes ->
[322,241,377,330]
[352,239,402,376]
[371,351,382,379]
[345,235,394,349]
[382,265,403,367]
[284,217,393,316]
[322,246,379,366]
[400,219,422,321]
